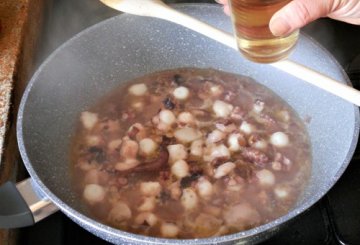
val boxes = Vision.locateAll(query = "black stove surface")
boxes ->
[17,0,360,244]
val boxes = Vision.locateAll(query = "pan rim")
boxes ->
[17,3,360,244]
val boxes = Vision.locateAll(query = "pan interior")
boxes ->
[18,4,358,240]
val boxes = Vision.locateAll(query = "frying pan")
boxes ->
[0,4,359,245]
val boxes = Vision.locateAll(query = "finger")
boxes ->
[328,0,360,25]
[214,0,227,5]
[223,5,231,16]
[269,0,331,36]
[215,0,231,16]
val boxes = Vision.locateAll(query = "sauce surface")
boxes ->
[70,68,311,238]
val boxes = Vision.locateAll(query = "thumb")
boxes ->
[269,0,331,36]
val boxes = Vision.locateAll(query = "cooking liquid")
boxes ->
[70,68,312,238]
[229,0,298,63]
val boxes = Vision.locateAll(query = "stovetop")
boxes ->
[17,0,360,244]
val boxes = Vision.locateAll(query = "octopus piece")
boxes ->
[190,139,204,157]
[277,110,290,122]
[128,83,148,96]
[206,144,230,162]
[239,121,255,135]
[140,181,162,197]
[224,90,236,102]
[258,114,278,129]
[181,188,199,210]
[191,109,213,128]
[81,111,98,130]
[209,84,224,97]
[138,196,156,212]
[272,161,282,171]
[152,114,160,125]
[83,184,106,205]
[115,159,140,171]
[108,201,132,224]
[169,181,182,200]
[196,177,213,199]
[177,112,195,126]
[173,86,190,100]
[174,127,202,144]
[131,101,144,111]
[227,133,246,152]
[159,109,176,125]
[120,139,139,159]
[215,122,237,134]
[214,162,236,179]
[256,169,275,187]
[248,134,268,150]
[127,123,147,141]
[198,81,223,99]
[225,176,245,192]
[139,138,158,156]
[171,160,190,179]
[86,135,101,147]
[167,144,188,164]
[230,106,245,121]
[160,223,179,238]
[253,99,265,113]
[206,129,226,144]
[272,152,292,171]
[213,100,234,118]
[274,185,291,199]
[241,148,269,167]
[156,123,171,132]
[223,203,261,230]
[270,132,289,147]
[134,212,158,226]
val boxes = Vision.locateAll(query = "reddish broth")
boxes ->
[70,68,311,238]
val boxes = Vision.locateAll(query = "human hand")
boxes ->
[217,0,360,36]
[216,0,231,15]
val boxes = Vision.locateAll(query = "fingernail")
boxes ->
[214,0,222,4]
[269,17,291,36]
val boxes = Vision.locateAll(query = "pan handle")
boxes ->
[0,178,59,228]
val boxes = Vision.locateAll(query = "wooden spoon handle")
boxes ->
[272,60,360,106]
[147,2,238,49]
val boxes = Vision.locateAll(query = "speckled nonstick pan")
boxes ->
[10,3,360,245]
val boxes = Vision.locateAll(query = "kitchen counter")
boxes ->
[0,0,28,166]
[0,0,45,244]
